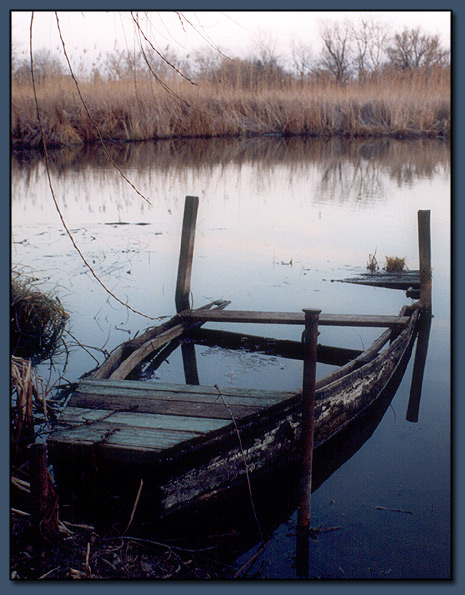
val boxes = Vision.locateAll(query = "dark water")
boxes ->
[11,136,451,579]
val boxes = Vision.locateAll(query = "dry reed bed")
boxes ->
[11,70,450,148]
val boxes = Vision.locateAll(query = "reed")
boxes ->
[11,66,450,148]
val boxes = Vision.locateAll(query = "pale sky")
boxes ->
[11,10,451,67]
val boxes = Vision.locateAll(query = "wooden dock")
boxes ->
[336,270,420,292]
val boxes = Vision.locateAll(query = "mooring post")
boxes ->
[175,196,199,313]
[418,210,432,313]
[297,309,321,541]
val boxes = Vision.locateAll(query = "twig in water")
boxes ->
[375,506,413,514]
[233,543,266,579]
[214,384,265,547]
[123,479,144,535]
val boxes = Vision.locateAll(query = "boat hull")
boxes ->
[48,308,419,523]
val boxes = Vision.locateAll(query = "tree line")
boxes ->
[12,18,449,89]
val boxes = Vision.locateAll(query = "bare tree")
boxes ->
[290,39,314,84]
[13,48,64,83]
[386,27,449,71]
[351,17,389,78]
[317,20,353,83]
[249,28,281,68]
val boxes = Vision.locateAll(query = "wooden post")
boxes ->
[297,309,320,539]
[175,196,199,313]
[181,342,200,385]
[29,443,58,542]
[418,210,432,313]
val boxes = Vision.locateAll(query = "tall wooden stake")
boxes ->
[418,210,432,313]
[296,308,320,576]
[175,196,199,313]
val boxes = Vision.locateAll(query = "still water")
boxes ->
[11,137,451,579]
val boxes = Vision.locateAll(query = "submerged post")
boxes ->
[418,210,432,313]
[406,310,432,422]
[175,196,199,313]
[297,308,321,541]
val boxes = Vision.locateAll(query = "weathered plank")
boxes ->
[58,407,230,434]
[192,327,363,365]
[181,309,409,328]
[68,379,296,420]
[109,325,185,380]
[49,422,203,453]
[106,300,230,381]
[93,299,230,380]
[78,379,293,400]
[68,394,278,420]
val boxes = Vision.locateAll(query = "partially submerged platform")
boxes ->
[49,379,296,463]
[336,270,420,291]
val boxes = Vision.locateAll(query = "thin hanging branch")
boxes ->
[131,12,198,86]
[29,12,154,321]
[54,12,152,206]
[174,11,231,61]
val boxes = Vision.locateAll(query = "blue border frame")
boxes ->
[4,2,461,593]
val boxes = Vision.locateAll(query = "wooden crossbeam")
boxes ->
[180,309,409,328]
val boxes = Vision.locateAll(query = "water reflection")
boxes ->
[11,136,450,579]
[406,311,433,422]
[12,137,450,223]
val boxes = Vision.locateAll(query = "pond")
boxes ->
[11,136,451,579]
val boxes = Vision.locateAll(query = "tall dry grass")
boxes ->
[11,67,450,148]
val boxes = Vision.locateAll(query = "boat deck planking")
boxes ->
[50,379,297,460]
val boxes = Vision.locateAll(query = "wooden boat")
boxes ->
[46,199,430,526]
[47,302,420,522]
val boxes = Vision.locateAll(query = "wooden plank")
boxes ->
[107,300,230,381]
[58,407,230,434]
[49,422,202,452]
[337,271,420,290]
[181,309,409,328]
[78,379,293,400]
[109,324,185,380]
[66,394,266,421]
[93,299,230,380]
[68,393,287,420]
[92,315,182,380]
[192,327,363,365]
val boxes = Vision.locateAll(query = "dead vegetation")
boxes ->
[11,270,68,362]
[10,511,238,579]
[11,66,450,148]
[384,256,407,272]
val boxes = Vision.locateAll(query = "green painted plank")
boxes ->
[78,378,293,400]
[49,422,202,452]
[72,384,293,407]
[59,407,230,434]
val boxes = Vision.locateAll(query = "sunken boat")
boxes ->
[46,199,431,525]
